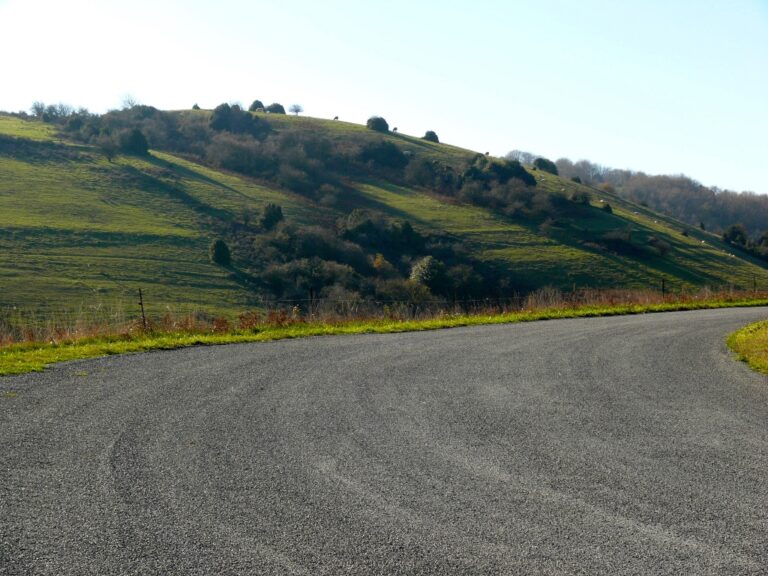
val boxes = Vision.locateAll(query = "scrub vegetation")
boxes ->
[2,103,768,356]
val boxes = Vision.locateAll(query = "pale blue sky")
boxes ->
[1,0,766,193]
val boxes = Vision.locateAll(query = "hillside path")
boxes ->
[2,308,768,575]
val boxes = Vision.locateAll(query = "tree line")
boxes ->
[507,149,768,240]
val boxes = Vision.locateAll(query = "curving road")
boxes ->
[1,307,768,575]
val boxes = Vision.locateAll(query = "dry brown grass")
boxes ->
[2,288,766,350]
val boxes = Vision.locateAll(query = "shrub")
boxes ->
[359,140,408,169]
[423,130,439,143]
[209,239,231,266]
[571,176,582,184]
[260,203,284,230]
[366,116,389,133]
[410,255,446,292]
[602,203,613,213]
[265,103,286,114]
[206,133,277,176]
[209,103,270,137]
[118,128,149,155]
[490,159,536,186]
[249,100,265,112]
[533,157,558,175]
[571,190,591,205]
[723,223,748,246]
[405,158,436,187]
[97,135,119,161]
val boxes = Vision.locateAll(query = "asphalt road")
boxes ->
[2,307,768,575]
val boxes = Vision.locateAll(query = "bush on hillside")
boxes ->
[265,103,286,114]
[366,116,389,133]
[423,130,439,143]
[358,140,408,170]
[533,157,558,175]
[570,190,591,205]
[723,223,748,246]
[209,239,231,266]
[118,128,149,156]
[249,100,265,112]
[260,203,284,230]
[209,103,270,137]
[410,255,446,292]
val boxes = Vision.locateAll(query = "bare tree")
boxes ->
[289,104,303,116]
[121,94,139,110]
[505,150,536,165]
[31,101,45,118]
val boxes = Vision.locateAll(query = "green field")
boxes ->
[2,111,767,317]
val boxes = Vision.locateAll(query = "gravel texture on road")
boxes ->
[2,307,767,575]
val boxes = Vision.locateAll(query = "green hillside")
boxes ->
[1,111,766,317]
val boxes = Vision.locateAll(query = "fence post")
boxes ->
[138,288,148,331]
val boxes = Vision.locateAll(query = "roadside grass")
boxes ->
[727,321,768,374]
[3,293,768,376]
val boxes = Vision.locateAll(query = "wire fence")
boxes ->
[2,284,766,346]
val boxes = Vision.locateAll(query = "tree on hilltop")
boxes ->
[266,103,286,114]
[366,116,389,133]
[289,104,303,116]
[533,157,558,175]
[423,130,439,143]
[249,100,265,112]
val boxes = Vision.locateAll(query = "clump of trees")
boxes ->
[720,223,768,260]
[226,206,499,303]
[209,103,270,137]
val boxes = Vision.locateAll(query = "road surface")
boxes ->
[1,307,767,574]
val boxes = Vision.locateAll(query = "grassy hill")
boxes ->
[1,111,766,319]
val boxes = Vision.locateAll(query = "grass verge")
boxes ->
[727,320,768,374]
[3,297,768,377]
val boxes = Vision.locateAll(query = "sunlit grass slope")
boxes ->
[0,119,321,314]
[2,112,767,315]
